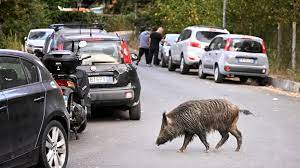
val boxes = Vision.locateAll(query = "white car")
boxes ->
[168,26,230,74]
[24,29,54,54]
[199,34,269,85]
[158,34,180,67]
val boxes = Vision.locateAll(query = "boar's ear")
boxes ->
[162,112,168,125]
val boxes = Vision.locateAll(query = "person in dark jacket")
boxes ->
[149,27,164,66]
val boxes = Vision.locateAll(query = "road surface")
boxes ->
[68,62,300,168]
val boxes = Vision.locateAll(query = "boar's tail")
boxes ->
[239,109,253,115]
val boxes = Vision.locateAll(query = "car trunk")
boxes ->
[77,64,130,89]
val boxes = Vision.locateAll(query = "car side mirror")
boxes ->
[204,46,210,52]
[130,53,138,61]
[24,37,27,41]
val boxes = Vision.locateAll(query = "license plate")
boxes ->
[238,58,254,63]
[88,76,114,84]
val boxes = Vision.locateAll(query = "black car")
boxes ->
[0,49,69,168]
[40,30,142,120]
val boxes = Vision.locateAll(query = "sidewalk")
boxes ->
[267,77,300,93]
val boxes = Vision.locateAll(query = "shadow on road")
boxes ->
[88,107,130,122]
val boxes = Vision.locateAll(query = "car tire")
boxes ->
[214,66,224,83]
[257,77,268,86]
[129,101,141,120]
[240,77,248,83]
[87,106,92,119]
[38,120,68,168]
[161,54,167,68]
[179,56,189,74]
[77,119,87,133]
[198,61,207,79]
[168,55,176,71]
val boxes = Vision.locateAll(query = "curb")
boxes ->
[268,77,300,93]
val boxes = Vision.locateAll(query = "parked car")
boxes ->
[158,34,180,67]
[198,34,269,85]
[0,49,69,168]
[24,29,54,54]
[169,26,230,74]
[40,28,142,120]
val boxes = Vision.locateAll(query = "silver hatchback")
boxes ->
[199,34,269,85]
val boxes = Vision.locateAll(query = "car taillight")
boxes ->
[55,79,75,88]
[121,40,132,64]
[224,66,231,72]
[224,38,232,51]
[54,81,64,95]
[188,41,201,48]
[262,41,267,54]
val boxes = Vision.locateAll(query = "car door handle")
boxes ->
[0,106,7,113]
[34,97,45,103]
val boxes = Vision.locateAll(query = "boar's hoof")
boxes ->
[177,149,186,153]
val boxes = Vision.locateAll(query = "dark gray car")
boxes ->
[0,49,69,168]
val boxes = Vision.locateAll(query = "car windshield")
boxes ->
[230,38,263,53]
[29,31,51,40]
[196,31,227,43]
[165,35,179,45]
[63,40,121,65]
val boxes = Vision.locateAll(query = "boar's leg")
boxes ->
[197,132,210,151]
[178,132,194,153]
[229,126,242,151]
[215,130,229,149]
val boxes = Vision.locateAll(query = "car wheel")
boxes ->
[240,77,248,84]
[129,101,141,120]
[161,54,167,68]
[214,66,224,83]
[198,62,207,79]
[168,56,176,71]
[87,106,92,119]
[77,119,87,133]
[39,120,68,168]
[257,77,268,86]
[179,56,189,74]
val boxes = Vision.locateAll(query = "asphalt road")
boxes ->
[68,62,300,168]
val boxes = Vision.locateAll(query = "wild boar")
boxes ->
[156,99,252,152]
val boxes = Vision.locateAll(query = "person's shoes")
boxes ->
[147,64,152,67]
[136,61,139,65]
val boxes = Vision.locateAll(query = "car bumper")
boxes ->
[26,46,43,54]
[88,86,135,107]
[221,64,269,77]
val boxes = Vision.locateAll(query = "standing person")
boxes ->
[149,27,164,66]
[136,27,150,66]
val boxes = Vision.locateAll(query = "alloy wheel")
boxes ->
[46,126,67,168]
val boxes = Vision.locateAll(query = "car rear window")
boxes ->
[229,38,263,53]
[63,41,122,65]
[196,31,227,43]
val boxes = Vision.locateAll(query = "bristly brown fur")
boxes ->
[156,99,248,152]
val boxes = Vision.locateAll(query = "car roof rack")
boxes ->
[193,25,226,30]
[48,23,105,37]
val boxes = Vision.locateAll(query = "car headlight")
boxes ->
[28,44,34,48]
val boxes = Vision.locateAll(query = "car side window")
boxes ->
[177,31,185,42]
[182,29,192,41]
[0,56,28,90]
[209,38,218,51]
[215,37,223,50]
[21,59,40,83]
